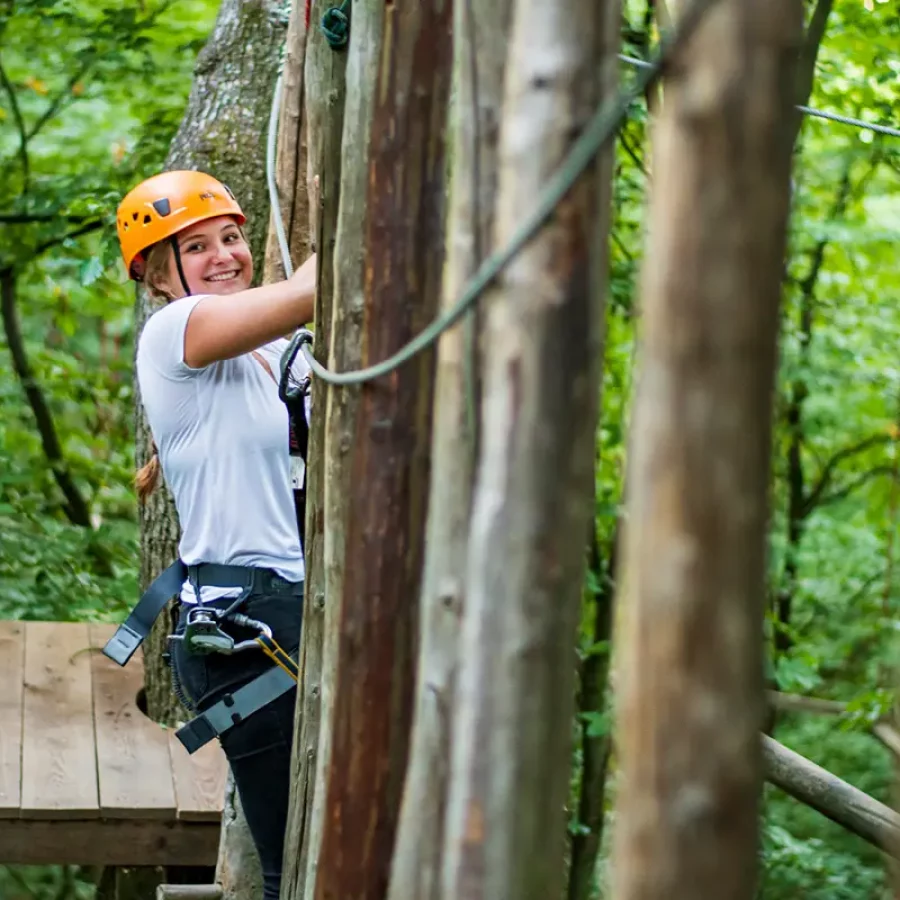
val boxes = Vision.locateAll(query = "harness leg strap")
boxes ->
[175,664,298,754]
[103,560,187,666]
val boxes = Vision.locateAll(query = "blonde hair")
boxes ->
[135,442,161,503]
[143,239,176,302]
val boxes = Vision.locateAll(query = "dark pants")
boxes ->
[172,583,303,900]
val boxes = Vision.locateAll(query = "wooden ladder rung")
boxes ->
[157,885,224,899]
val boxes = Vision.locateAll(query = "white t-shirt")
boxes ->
[136,294,309,603]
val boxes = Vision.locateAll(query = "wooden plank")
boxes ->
[20,621,99,819]
[89,623,177,819]
[157,887,223,900]
[169,732,228,822]
[0,817,220,866]
[0,621,25,817]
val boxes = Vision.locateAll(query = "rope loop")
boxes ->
[321,0,350,50]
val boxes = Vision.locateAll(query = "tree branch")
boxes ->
[619,126,648,179]
[816,465,894,509]
[767,690,846,715]
[0,212,95,224]
[611,229,634,265]
[768,689,900,759]
[24,58,94,144]
[32,219,104,257]
[0,57,30,194]
[789,0,833,145]
[803,433,892,515]
[0,267,92,526]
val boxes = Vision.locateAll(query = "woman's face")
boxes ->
[163,215,253,298]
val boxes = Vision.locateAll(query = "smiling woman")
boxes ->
[113,168,317,900]
[145,217,254,298]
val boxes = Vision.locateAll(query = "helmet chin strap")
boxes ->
[169,236,192,297]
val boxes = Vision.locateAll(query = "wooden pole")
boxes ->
[279,2,348,897]
[762,734,900,857]
[437,0,620,897]
[386,0,512,896]
[609,0,803,897]
[309,2,454,897]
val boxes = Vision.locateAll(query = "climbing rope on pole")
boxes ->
[267,0,726,387]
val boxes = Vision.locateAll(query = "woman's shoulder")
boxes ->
[137,295,213,378]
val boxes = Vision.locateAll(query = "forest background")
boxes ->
[0,0,898,897]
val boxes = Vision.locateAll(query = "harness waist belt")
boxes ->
[175,664,297,754]
[102,560,299,667]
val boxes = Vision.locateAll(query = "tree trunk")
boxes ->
[439,0,619,897]
[133,2,291,897]
[386,1,512,897]
[567,515,617,900]
[609,1,803,898]
[279,3,348,898]
[307,3,453,898]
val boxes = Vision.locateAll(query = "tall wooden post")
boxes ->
[305,2,454,898]
[437,0,620,897]
[386,0,512,896]
[610,1,803,898]
[278,1,349,898]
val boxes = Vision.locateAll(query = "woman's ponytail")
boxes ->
[135,441,161,503]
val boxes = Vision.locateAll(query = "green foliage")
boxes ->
[0,0,898,898]
[0,1,219,624]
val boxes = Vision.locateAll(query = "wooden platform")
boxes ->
[0,620,228,866]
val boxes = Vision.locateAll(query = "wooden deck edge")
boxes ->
[0,817,222,867]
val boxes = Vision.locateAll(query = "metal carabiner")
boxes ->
[279,329,315,404]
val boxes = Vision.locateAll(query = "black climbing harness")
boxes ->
[104,560,302,754]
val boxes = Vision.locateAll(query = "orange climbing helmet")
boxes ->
[116,170,246,280]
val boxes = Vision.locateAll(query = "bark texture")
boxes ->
[609,1,804,898]
[386,1,512,897]
[439,0,619,897]
[280,2,348,898]
[299,0,383,888]
[310,2,453,898]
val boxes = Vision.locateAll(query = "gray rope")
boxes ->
[795,105,900,139]
[268,0,723,387]
[618,53,900,139]
[267,72,295,279]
